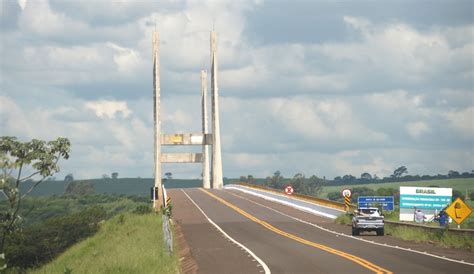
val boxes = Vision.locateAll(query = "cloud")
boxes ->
[18,0,27,10]
[107,43,141,72]
[444,107,474,138]
[406,121,430,138]
[1,1,472,180]
[86,100,132,119]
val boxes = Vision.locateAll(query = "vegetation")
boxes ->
[30,213,178,274]
[0,136,71,269]
[334,212,473,250]
[384,224,474,251]
[1,194,150,271]
[320,178,474,200]
[64,181,95,195]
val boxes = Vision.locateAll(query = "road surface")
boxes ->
[169,188,473,274]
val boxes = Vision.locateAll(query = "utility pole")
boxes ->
[201,70,211,189]
[153,31,163,209]
[210,31,223,189]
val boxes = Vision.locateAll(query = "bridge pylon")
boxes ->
[152,31,224,210]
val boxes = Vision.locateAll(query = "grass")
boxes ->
[29,213,178,274]
[384,224,474,251]
[319,178,474,199]
[334,212,474,251]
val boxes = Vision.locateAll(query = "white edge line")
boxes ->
[226,188,474,267]
[181,189,271,274]
[225,185,338,219]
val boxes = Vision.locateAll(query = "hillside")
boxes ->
[30,213,178,274]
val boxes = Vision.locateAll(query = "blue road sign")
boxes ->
[358,196,394,211]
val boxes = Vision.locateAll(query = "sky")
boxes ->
[0,0,473,180]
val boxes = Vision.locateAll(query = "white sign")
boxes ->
[284,186,294,195]
[342,188,352,198]
[399,186,452,221]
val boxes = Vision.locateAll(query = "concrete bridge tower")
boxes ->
[210,31,223,189]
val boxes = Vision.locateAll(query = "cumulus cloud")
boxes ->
[86,100,132,119]
[444,107,474,138]
[406,121,430,138]
[1,1,472,179]
[107,43,141,72]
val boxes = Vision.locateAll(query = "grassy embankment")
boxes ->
[30,213,178,274]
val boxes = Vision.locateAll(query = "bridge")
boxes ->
[151,32,473,273]
[169,185,473,273]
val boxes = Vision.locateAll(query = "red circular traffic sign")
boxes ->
[342,188,352,198]
[284,186,294,195]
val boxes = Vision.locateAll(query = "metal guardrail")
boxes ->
[162,186,173,254]
[237,183,474,235]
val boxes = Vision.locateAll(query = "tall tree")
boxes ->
[164,172,172,180]
[0,136,70,269]
[391,166,408,178]
[111,172,119,180]
[360,173,372,180]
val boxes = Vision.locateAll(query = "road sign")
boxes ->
[284,185,294,195]
[445,198,472,225]
[358,196,394,211]
[342,188,352,198]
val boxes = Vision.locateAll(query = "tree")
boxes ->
[65,181,95,195]
[291,173,305,193]
[265,171,284,189]
[111,172,119,180]
[391,166,408,178]
[360,173,372,180]
[448,170,460,178]
[307,175,324,196]
[342,174,356,183]
[64,173,74,182]
[0,136,70,268]
[452,190,465,201]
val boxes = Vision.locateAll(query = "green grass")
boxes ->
[29,213,178,274]
[320,178,474,199]
[384,224,474,251]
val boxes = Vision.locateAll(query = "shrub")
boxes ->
[452,190,465,201]
[133,205,152,215]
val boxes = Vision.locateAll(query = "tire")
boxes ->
[376,228,384,236]
[352,227,360,236]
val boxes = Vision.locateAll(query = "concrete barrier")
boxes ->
[237,182,352,211]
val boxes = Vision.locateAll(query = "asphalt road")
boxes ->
[169,188,474,274]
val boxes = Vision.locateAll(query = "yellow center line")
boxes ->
[200,189,392,274]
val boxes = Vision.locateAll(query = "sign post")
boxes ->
[342,188,352,212]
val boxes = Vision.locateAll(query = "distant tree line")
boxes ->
[241,171,325,197]
[329,166,474,186]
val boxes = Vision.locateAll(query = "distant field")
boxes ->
[18,178,205,197]
[319,178,474,199]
